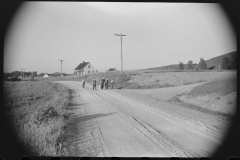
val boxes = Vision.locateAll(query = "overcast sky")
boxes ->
[4,2,236,74]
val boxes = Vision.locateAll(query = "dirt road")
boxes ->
[56,81,231,157]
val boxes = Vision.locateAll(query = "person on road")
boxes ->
[100,80,103,89]
[99,81,101,89]
[101,77,105,89]
[105,77,109,89]
[110,79,115,89]
[92,78,97,90]
[82,79,85,88]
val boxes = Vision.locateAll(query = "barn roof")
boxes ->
[74,62,89,70]
[108,68,116,71]
[43,74,49,77]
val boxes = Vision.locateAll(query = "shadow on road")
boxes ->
[66,112,116,156]
[73,112,116,123]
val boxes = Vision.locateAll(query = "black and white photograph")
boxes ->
[2,1,239,158]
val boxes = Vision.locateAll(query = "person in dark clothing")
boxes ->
[101,77,105,89]
[92,78,97,90]
[82,79,85,88]
[105,78,109,89]
[100,80,102,89]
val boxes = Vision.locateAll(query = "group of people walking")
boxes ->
[82,77,115,90]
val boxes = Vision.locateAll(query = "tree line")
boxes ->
[3,71,53,79]
[3,71,65,79]
[4,71,38,79]
[178,54,237,70]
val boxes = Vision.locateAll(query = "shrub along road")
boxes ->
[55,81,232,157]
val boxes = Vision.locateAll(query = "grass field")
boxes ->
[127,71,236,88]
[3,81,71,156]
[188,77,237,96]
[4,69,236,155]
[38,70,236,90]
[179,76,237,116]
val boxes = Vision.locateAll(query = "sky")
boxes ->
[4,2,236,74]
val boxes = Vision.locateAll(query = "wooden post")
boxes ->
[115,33,126,85]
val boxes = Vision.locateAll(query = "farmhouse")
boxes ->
[43,74,49,78]
[108,68,117,71]
[74,61,98,75]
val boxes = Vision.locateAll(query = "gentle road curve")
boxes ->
[55,81,230,157]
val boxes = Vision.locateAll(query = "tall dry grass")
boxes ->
[3,81,71,156]
[35,69,236,90]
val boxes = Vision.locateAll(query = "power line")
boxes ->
[80,5,165,54]
[120,4,163,33]
[124,3,210,42]
[80,4,187,55]
[125,3,196,38]
[83,5,167,54]
[80,4,206,57]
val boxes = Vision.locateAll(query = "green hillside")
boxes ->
[205,51,237,69]
[150,51,237,70]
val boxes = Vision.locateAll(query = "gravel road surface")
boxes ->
[55,81,231,157]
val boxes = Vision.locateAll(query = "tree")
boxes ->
[179,62,184,70]
[3,72,11,79]
[32,71,37,77]
[221,56,231,70]
[11,71,21,77]
[25,71,32,77]
[38,73,44,77]
[198,58,207,70]
[229,54,237,69]
[187,60,194,69]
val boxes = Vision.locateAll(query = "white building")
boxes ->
[74,61,98,75]
[43,74,49,77]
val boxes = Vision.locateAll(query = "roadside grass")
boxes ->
[188,77,237,96]
[167,76,237,119]
[123,82,174,89]
[128,71,236,88]
[3,81,71,156]
[35,69,236,90]
[168,94,234,120]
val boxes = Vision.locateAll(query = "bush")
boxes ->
[229,54,237,69]
[187,60,194,69]
[3,81,70,156]
[198,58,207,70]
[6,77,22,81]
[33,106,60,125]
[221,56,231,70]
[179,62,184,70]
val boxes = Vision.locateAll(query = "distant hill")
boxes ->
[205,51,237,69]
[149,64,197,70]
[149,51,237,70]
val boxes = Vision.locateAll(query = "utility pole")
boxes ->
[20,68,25,78]
[59,60,65,76]
[20,68,23,77]
[115,33,126,78]
[23,69,25,78]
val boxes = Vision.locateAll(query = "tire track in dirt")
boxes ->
[85,89,178,156]
[86,90,173,156]
[93,89,226,156]
[64,88,104,156]
[56,81,228,157]
[88,90,191,157]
